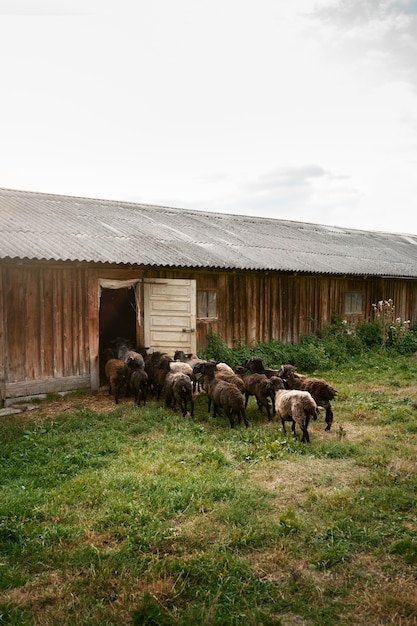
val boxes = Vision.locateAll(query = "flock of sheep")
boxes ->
[102,338,337,443]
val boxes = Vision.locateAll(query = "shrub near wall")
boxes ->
[201,316,417,373]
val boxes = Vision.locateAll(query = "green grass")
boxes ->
[1,353,417,625]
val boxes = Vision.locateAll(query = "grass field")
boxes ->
[1,353,417,625]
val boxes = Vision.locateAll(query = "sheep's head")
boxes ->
[242,356,265,373]
[268,376,285,392]
[277,364,295,379]
[156,356,173,372]
[193,361,216,377]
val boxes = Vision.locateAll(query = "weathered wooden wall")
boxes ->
[1,262,91,400]
[1,260,417,403]
[149,268,417,349]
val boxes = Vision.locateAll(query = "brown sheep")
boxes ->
[241,356,281,378]
[104,357,128,404]
[235,366,281,421]
[164,371,194,418]
[130,368,148,406]
[194,361,248,428]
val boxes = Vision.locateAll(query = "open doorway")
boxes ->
[99,284,138,382]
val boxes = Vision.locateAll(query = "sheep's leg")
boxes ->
[264,399,272,421]
[324,403,333,431]
[244,392,250,408]
[291,421,298,440]
[241,409,249,428]
[114,383,120,405]
[257,395,271,420]
[300,425,310,443]
[281,418,287,436]
[226,408,235,428]
[190,399,194,419]
[300,416,310,443]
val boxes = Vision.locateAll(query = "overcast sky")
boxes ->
[1,0,417,234]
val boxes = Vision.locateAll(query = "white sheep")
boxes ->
[274,378,318,443]
[277,364,337,431]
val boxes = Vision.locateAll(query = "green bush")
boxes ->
[200,314,417,371]
[356,321,382,349]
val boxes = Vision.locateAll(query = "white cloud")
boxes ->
[312,0,417,88]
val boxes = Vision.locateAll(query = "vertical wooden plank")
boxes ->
[87,271,100,390]
[5,267,26,382]
[26,267,41,379]
[42,268,55,377]
[80,268,89,375]
[0,267,5,403]
[62,267,72,376]
[53,269,64,377]
[76,268,84,375]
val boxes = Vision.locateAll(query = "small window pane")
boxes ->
[345,292,362,314]
[207,291,217,318]
[198,290,217,318]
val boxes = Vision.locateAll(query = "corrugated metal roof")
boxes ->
[1,187,417,277]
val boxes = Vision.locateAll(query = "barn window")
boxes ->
[198,290,217,318]
[344,291,363,314]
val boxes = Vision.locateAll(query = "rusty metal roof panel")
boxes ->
[1,187,417,277]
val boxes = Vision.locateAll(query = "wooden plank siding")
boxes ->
[1,260,417,402]
[1,263,91,399]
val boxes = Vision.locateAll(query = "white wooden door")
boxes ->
[143,278,196,356]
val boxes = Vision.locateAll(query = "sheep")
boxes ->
[235,366,281,421]
[147,354,192,400]
[277,364,337,431]
[129,368,148,406]
[104,355,128,404]
[164,371,194,418]
[241,356,281,379]
[174,350,206,391]
[274,377,318,443]
[144,351,167,397]
[214,362,235,374]
[169,360,193,378]
[214,369,246,394]
[110,337,146,396]
[194,361,248,428]
[151,354,174,400]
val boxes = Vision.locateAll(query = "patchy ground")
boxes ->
[2,388,131,420]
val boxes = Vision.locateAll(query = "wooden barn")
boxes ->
[1,187,417,405]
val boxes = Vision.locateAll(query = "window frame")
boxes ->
[344,291,363,315]
[197,289,218,319]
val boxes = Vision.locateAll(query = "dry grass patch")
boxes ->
[340,554,417,626]
[247,457,368,507]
